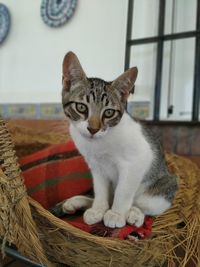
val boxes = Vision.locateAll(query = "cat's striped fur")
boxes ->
[63,77,124,130]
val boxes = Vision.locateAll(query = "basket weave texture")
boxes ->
[0,118,200,267]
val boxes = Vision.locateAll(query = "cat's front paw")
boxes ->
[83,208,105,225]
[103,210,126,228]
[126,206,145,227]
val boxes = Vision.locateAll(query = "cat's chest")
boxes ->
[85,150,118,183]
[78,139,117,169]
[71,131,119,179]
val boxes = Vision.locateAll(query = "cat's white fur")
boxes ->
[63,112,171,228]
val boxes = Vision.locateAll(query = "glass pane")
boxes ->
[160,38,195,121]
[131,0,159,39]
[164,0,174,34]
[128,44,157,120]
[165,0,197,34]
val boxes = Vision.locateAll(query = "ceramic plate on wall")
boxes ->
[0,3,11,44]
[41,0,78,28]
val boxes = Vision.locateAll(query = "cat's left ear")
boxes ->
[111,67,138,102]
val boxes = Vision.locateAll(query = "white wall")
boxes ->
[0,0,197,121]
[0,0,128,103]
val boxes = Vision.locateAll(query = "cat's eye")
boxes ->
[75,103,88,114]
[103,109,115,118]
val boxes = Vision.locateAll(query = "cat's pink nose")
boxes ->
[87,127,99,135]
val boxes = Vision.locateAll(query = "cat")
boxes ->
[61,51,178,228]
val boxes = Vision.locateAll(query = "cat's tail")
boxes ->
[49,195,93,217]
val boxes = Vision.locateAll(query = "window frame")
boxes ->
[125,0,200,123]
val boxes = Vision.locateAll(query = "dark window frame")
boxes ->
[125,0,200,123]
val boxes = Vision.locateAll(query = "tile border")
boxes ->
[0,103,65,119]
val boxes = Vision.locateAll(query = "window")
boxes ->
[125,0,200,122]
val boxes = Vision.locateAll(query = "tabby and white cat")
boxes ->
[61,52,177,228]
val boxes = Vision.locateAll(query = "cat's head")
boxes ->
[62,52,138,139]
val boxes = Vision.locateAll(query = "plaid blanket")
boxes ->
[19,141,153,241]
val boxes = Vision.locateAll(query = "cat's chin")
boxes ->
[80,131,106,140]
[71,121,108,140]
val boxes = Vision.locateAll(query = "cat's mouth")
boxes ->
[87,132,102,139]
[72,121,108,140]
[82,128,107,140]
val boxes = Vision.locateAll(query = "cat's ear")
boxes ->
[62,52,86,91]
[111,67,138,102]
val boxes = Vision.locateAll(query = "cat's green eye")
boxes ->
[103,109,115,118]
[75,103,88,114]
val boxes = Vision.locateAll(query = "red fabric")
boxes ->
[63,215,153,240]
[19,141,77,166]
[19,141,153,240]
[19,141,92,209]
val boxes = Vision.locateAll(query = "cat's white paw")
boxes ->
[126,206,145,227]
[62,198,78,214]
[62,196,92,214]
[83,208,105,225]
[103,210,126,228]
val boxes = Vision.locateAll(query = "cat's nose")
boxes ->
[87,127,99,135]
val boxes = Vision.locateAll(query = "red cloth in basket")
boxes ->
[19,141,153,241]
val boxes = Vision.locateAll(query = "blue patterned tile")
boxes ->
[39,103,65,119]
[0,104,64,119]
[5,104,37,118]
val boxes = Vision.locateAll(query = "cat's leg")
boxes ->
[62,195,93,214]
[126,206,145,227]
[104,165,144,228]
[126,197,170,227]
[124,184,146,227]
[83,170,110,225]
[132,174,177,219]
[134,194,171,216]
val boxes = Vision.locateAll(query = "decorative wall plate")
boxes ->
[41,0,78,28]
[0,3,11,44]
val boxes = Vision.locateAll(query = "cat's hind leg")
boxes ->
[135,174,177,216]
[62,195,93,214]
[126,176,177,227]
[127,181,174,227]
[126,195,171,227]
[134,194,171,216]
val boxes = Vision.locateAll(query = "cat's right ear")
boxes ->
[62,52,86,92]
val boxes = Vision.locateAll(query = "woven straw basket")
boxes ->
[0,118,200,267]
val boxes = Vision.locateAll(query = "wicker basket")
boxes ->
[0,118,200,267]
